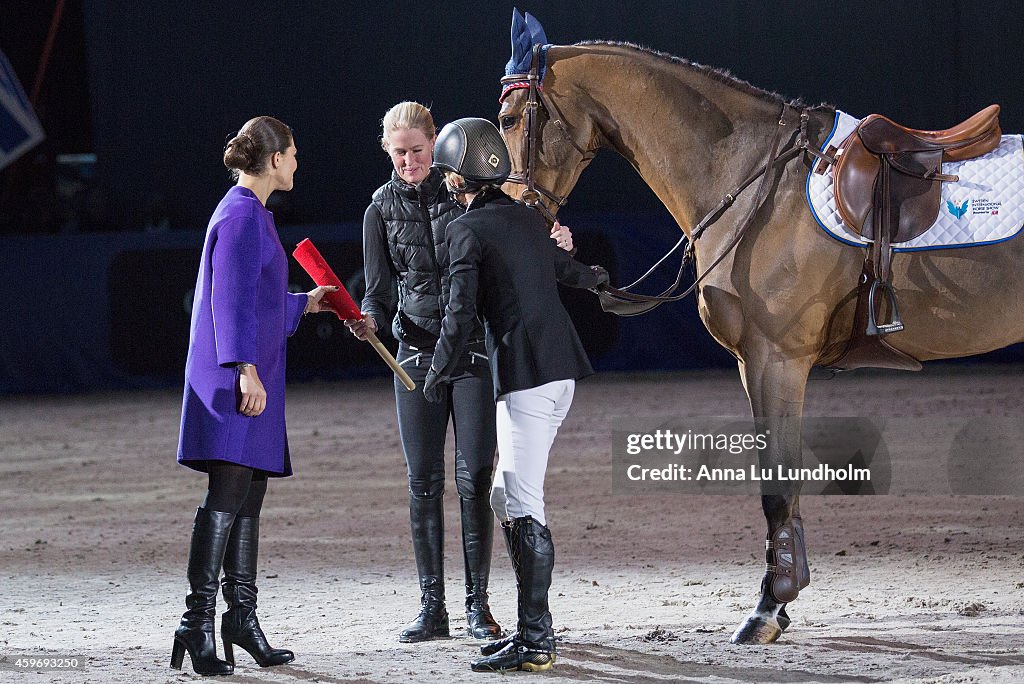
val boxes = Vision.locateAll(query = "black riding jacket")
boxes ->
[361,168,483,348]
[431,189,601,398]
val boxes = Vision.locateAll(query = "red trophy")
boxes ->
[293,239,416,391]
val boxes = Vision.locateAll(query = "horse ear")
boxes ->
[506,8,533,76]
[523,11,549,47]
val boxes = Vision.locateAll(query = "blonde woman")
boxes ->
[345,102,573,643]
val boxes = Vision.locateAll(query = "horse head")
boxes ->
[498,11,599,221]
[498,66,601,221]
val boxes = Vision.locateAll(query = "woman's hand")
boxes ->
[238,365,267,417]
[344,312,378,341]
[304,285,339,314]
[551,220,574,252]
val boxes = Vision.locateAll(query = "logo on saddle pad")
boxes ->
[946,199,969,219]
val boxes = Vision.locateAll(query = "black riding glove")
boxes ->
[423,367,447,404]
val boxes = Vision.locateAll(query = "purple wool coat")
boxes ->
[177,185,307,476]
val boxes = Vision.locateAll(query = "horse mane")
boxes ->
[574,40,819,108]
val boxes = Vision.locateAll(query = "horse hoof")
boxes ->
[729,612,789,645]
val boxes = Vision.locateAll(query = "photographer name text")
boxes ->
[626,463,871,482]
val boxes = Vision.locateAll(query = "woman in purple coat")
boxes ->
[171,116,335,676]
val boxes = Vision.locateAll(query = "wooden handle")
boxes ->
[366,332,416,391]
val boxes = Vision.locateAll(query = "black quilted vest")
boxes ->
[370,168,480,346]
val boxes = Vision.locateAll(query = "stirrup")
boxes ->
[866,278,904,336]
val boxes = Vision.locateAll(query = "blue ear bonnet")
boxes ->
[504,8,549,79]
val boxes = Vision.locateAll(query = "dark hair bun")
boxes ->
[221,116,293,180]
[223,133,259,173]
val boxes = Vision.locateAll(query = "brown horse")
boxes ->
[497,40,1024,644]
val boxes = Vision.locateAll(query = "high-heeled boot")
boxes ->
[399,493,450,642]
[220,516,294,667]
[461,496,502,639]
[170,507,235,676]
[472,516,555,672]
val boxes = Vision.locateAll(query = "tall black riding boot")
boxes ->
[479,520,515,656]
[220,516,295,667]
[461,496,502,639]
[170,508,235,676]
[399,493,449,642]
[472,516,556,673]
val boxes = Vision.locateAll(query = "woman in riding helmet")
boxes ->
[425,117,608,673]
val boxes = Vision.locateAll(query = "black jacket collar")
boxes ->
[466,187,514,212]
[391,167,445,202]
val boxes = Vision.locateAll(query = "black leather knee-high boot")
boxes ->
[399,493,449,642]
[220,516,294,667]
[479,520,515,656]
[170,508,235,676]
[461,496,502,639]
[472,516,555,672]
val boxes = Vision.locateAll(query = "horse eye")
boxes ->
[500,116,518,130]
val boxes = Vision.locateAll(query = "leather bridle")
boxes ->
[500,44,592,222]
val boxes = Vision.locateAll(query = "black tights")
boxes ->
[202,460,268,518]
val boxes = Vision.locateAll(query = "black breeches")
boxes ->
[203,460,268,518]
[395,342,497,500]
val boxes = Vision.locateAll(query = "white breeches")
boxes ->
[490,379,575,526]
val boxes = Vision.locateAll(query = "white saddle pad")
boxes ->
[806,111,1024,251]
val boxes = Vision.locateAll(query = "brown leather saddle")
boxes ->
[834,104,1001,242]
[824,105,1002,371]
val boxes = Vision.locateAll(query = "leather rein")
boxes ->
[501,44,836,316]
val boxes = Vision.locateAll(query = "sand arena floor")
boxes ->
[1,367,1022,683]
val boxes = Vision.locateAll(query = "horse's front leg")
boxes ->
[730,349,814,645]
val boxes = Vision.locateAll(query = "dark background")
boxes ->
[3,0,1023,232]
[2,1,1023,392]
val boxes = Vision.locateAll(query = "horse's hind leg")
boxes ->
[730,350,814,645]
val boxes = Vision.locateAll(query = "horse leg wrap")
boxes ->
[764,518,810,603]
[792,516,811,590]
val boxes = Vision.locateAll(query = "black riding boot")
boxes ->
[480,520,515,656]
[399,493,450,642]
[220,516,295,667]
[461,496,502,639]
[170,508,235,676]
[472,516,556,672]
